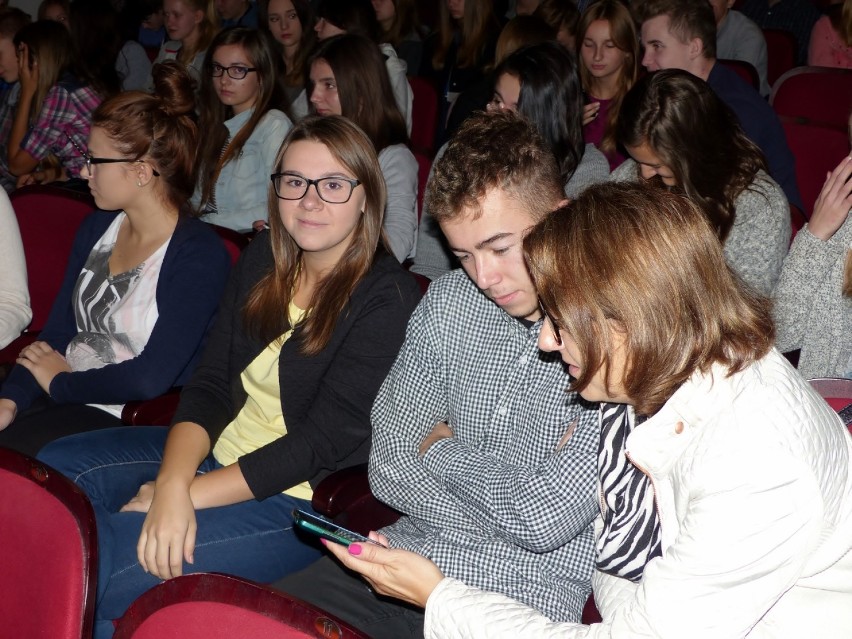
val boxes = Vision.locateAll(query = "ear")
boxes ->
[194,9,204,25]
[688,36,704,60]
[134,162,157,187]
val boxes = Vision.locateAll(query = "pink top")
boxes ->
[808,16,852,69]
[583,96,627,171]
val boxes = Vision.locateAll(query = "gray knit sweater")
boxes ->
[411,143,610,280]
[610,161,790,296]
[773,215,852,380]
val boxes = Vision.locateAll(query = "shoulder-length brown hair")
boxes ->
[617,69,767,242]
[432,0,497,70]
[307,34,408,152]
[525,181,775,416]
[577,0,639,157]
[243,115,388,355]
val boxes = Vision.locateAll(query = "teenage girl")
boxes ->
[308,33,418,262]
[264,0,315,106]
[195,27,292,232]
[38,115,421,638]
[578,0,639,170]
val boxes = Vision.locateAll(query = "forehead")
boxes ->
[268,0,295,12]
[440,188,538,247]
[641,15,679,44]
[280,139,348,173]
[213,43,249,62]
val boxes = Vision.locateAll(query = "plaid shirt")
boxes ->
[19,76,101,179]
[0,82,20,192]
[370,270,599,623]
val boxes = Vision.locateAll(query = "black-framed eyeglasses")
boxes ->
[271,172,361,204]
[66,133,159,177]
[538,298,563,346]
[211,63,257,79]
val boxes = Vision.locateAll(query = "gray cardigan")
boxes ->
[411,143,610,280]
[610,161,790,296]
[773,215,852,379]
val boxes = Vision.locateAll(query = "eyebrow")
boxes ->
[450,232,515,253]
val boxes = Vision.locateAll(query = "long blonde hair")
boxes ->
[177,0,218,65]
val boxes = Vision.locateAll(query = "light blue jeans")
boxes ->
[38,426,322,639]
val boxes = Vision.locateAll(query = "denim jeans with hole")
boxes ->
[38,426,322,639]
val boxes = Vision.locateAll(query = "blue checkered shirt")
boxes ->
[370,270,599,623]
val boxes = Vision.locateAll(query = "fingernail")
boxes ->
[320,538,328,546]
[349,544,362,556]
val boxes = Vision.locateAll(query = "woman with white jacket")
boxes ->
[0,191,31,349]
[324,182,852,638]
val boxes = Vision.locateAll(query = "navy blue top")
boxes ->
[0,211,231,411]
[707,61,802,211]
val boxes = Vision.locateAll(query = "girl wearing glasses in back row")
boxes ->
[195,27,292,233]
[0,62,231,457]
[39,115,421,638]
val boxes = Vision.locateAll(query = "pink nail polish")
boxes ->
[349,543,362,556]
[320,538,328,546]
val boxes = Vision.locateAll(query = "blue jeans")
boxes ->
[38,427,322,639]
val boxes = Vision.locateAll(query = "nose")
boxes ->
[537,321,561,353]
[309,86,321,105]
[641,48,654,69]
[80,161,92,181]
[299,182,324,209]
[638,164,657,180]
[593,46,603,61]
[472,254,500,291]
[314,18,323,34]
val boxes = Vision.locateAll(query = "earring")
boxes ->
[137,180,142,187]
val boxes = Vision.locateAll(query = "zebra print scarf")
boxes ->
[596,403,662,582]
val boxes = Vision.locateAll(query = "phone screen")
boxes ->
[292,509,379,547]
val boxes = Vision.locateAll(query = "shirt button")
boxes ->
[498,405,508,416]
[518,355,528,366]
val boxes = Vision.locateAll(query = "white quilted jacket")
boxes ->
[424,349,852,638]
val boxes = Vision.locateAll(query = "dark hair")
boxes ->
[14,20,97,122]
[308,33,408,152]
[69,0,122,98]
[525,182,774,415]
[197,27,285,212]
[317,0,379,41]
[433,0,497,70]
[379,0,420,49]
[426,110,563,223]
[534,0,580,43]
[494,15,555,65]
[635,0,717,59]
[92,62,199,212]
[244,115,388,354]
[37,0,68,20]
[0,7,31,40]
[617,69,766,240]
[261,0,316,87]
[577,0,639,157]
[494,42,585,186]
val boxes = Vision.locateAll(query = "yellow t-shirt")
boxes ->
[212,302,312,501]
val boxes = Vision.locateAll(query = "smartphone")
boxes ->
[292,509,381,547]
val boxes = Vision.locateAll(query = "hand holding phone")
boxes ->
[292,509,384,547]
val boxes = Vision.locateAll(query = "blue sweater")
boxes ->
[707,62,802,210]
[0,211,230,411]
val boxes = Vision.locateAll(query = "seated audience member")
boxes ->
[3,20,102,189]
[809,0,852,68]
[196,28,292,232]
[275,111,599,639]
[216,0,258,28]
[153,0,218,88]
[138,0,167,48]
[0,189,30,349]
[116,2,155,91]
[263,0,315,107]
[413,43,610,280]
[535,0,580,50]
[69,0,128,98]
[308,34,418,262]
[423,0,501,144]
[637,0,802,211]
[0,8,31,193]
[290,0,412,132]
[612,69,789,295]
[710,0,770,96]
[444,14,556,141]
[578,0,639,170]
[775,151,852,379]
[38,115,421,639]
[326,180,852,639]
[0,63,230,457]
[373,0,423,79]
[739,0,821,65]
[37,0,68,26]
